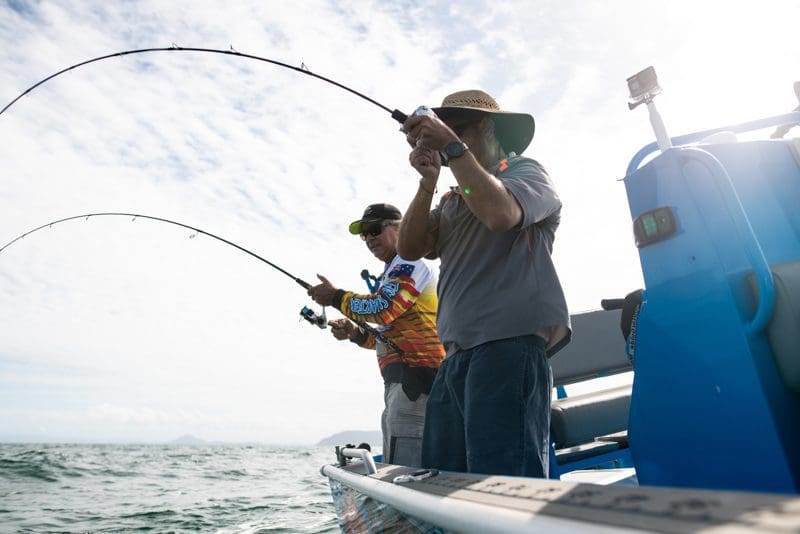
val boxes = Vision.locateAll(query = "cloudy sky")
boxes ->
[1,0,798,445]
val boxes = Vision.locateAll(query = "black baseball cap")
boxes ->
[348,203,402,234]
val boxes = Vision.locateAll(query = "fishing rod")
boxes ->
[0,46,410,124]
[0,211,311,289]
[0,212,404,353]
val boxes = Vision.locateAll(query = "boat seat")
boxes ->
[551,384,631,450]
[551,309,630,387]
[749,260,800,392]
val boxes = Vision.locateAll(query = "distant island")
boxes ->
[168,432,384,448]
[316,430,381,448]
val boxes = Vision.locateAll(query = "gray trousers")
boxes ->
[382,382,428,467]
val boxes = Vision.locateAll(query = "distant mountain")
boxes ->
[316,430,382,448]
[169,434,208,445]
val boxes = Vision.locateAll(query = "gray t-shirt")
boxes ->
[429,154,571,357]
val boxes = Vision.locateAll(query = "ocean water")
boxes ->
[0,443,341,533]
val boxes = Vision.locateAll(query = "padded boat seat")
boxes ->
[749,261,800,392]
[551,309,630,387]
[551,385,631,449]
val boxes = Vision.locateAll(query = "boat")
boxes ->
[320,68,800,532]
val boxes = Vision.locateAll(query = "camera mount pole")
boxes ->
[646,99,672,152]
[627,66,672,153]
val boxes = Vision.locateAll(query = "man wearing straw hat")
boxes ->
[398,89,571,477]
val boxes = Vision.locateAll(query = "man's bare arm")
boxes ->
[398,144,440,260]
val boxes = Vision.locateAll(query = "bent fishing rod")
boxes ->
[0,46,410,124]
[0,212,404,353]
[0,212,311,289]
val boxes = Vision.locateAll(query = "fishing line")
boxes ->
[0,212,404,353]
[0,46,410,123]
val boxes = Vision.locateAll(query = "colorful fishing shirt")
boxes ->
[334,255,445,371]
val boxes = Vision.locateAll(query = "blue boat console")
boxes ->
[623,114,800,493]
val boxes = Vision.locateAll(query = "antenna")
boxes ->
[627,66,672,152]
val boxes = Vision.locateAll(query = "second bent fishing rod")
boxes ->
[0,212,404,354]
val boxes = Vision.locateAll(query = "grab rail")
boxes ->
[328,446,378,475]
[678,147,775,333]
[626,111,800,175]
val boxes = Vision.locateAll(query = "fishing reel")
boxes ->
[300,305,327,329]
[361,269,380,293]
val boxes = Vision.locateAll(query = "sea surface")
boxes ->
[0,443,341,533]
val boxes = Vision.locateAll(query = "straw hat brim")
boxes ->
[432,106,536,155]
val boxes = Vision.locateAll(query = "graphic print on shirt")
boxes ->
[338,256,444,370]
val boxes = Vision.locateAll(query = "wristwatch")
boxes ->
[444,141,469,162]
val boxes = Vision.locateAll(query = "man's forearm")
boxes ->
[398,183,436,260]
[449,154,522,232]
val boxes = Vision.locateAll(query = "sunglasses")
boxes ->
[360,222,397,240]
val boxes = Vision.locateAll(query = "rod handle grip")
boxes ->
[391,109,408,123]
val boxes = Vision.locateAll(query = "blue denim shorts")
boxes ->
[420,335,552,477]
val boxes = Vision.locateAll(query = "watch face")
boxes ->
[445,141,467,158]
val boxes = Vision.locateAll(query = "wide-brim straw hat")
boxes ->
[432,89,535,155]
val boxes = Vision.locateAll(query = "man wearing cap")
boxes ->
[398,90,571,478]
[308,203,445,467]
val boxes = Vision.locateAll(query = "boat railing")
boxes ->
[328,446,377,475]
[625,111,800,175]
